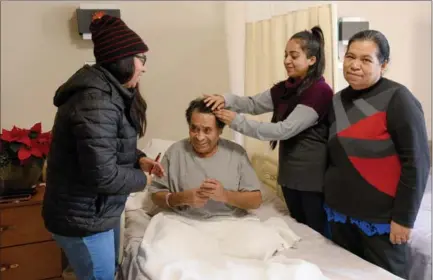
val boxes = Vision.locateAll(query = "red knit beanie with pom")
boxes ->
[89,12,148,64]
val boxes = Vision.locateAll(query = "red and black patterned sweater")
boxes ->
[324,78,430,228]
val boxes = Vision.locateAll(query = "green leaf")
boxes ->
[29,131,38,139]
[9,142,22,153]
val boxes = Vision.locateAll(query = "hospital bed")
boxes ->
[116,139,431,280]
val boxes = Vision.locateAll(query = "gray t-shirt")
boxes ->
[148,138,261,219]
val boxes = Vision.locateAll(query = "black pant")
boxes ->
[281,187,326,236]
[330,221,408,279]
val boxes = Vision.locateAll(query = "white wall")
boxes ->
[1,1,430,144]
[1,1,231,147]
[224,1,337,146]
[224,1,432,139]
[337,1,431,138]
[224,2,247,145]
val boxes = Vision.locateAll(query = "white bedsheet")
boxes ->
[136,212,327,280]
[407,185,431,280]
[120,206,403,280]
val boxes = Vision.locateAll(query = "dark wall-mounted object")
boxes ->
[76,9,121,37]
[338,18,369,42]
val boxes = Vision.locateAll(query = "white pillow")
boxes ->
[125,138,176,212]
[125,189,156,212]
[259,183,289,215]
[141,138,176,159]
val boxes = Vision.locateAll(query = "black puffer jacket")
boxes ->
[42,65,147,237]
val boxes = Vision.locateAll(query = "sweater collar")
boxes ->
[284,76,325,89]
[349,77,384,95]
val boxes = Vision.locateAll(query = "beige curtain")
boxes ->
[244,4,336,198]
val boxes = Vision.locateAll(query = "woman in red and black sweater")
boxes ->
[324,30,430,279]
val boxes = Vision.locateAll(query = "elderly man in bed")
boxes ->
[149,98,263,218]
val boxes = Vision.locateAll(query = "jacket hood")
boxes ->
[53,65,112,107]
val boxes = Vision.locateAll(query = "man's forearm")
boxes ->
[152,190,263,210]
[151,191,186,209]
[223,190,262,210]
[151,191,170,209]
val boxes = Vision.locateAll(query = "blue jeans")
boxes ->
[53,229,117,280]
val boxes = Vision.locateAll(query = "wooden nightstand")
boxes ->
[0,186,63,280]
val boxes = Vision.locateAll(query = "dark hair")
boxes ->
[101,56,148,138]
[268,26,325,150]
[290,26,325,95]
[185,98,225,129]
[347,30,390,64]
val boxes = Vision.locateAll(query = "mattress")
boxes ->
[119,208,403,280]
[118,152,430,280]
[407,177,431,280]
[249,153,432,280]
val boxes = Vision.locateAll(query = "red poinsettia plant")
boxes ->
[0,122,52,165]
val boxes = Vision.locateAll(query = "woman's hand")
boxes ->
[203,94,225,111]
[214,109,237,126]
[390,220,412,245]
[146,173,152,186]
[139,157,165,178]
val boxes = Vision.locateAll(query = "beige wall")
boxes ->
[228,1,431,140]
[337,1,432,139]
[1,1,230,147]
[1,1,431,146]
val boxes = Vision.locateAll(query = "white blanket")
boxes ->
[137,212,327,280]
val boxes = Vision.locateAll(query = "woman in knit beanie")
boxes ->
[42,13,163,280]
